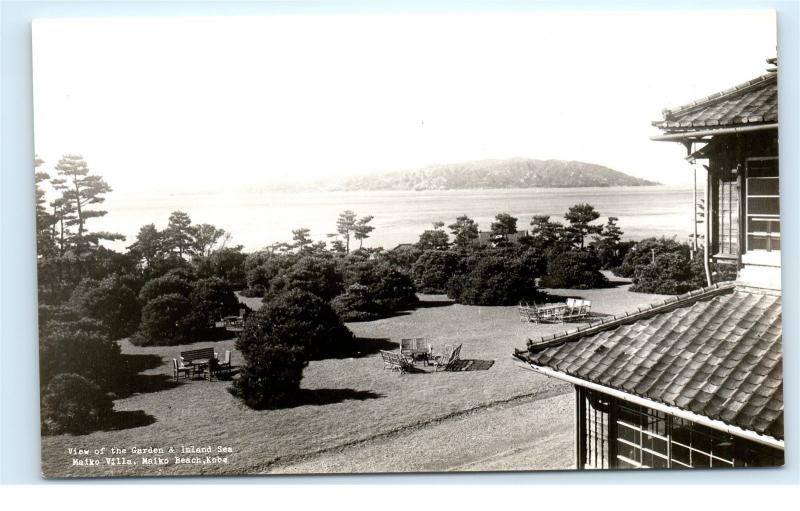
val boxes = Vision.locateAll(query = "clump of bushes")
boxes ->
[615,237,688,279]
[259,289,354,359]
[447,248,542,305]
[336,257,418,318]
[136,293,196,346]
[629,246,736,295]
[41,373,114,435]
[412,250,460,293]
[631,252,695,294]
[330,284,382,321]
[233,289,355,409]
[133,273,239,346]
[138,273,193,303]
[39,313,121,389]
[542,250,609,289]
[233,342,308,410]
[269,255,343,301]
[69,276,141,339]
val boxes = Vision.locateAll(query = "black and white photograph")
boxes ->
[30,9,784,478]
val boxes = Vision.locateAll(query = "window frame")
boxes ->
[744,156,780,254]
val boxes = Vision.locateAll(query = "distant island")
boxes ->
[275,158,659,191]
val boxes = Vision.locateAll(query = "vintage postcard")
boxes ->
[32,10,783,477]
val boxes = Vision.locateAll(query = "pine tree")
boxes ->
[336,210,358,252]
[165,211,197,259]
[564,203,602,249]
[353,215,375,249]
[448,215,479,248]
[51,155,123,257]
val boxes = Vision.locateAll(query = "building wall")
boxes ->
[576,387,783,470]
[705,131,780,289]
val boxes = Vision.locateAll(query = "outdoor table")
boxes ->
[188,359,213,380]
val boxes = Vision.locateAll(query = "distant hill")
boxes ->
[315,158,658,191]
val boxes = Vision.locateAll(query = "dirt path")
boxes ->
[268,387,576,474]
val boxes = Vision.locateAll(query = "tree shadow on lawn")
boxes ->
[345,299,457,323]
[413,299,456,309]
[112,354,180,399]
[101,410,156,432]
[283,388,385,408]
[325,337,398,360]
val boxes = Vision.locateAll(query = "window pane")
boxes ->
[643,434,668,456]
[748,197,780,216]
[672,443,691,467]
[691,451,711,468]
[748,177,779,196]
[747,218,781,234]
[748,235,780,251]
[617,440,639,464]
[713,440,734,463]
[643,451,669,469]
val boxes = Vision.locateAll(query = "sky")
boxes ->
[32,10,777,199]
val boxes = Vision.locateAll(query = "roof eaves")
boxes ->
[661,74,775,120]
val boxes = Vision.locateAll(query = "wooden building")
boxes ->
[514,60,783,469]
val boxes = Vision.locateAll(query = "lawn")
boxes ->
[40,275,669,477]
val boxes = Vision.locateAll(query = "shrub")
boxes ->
[631,252,695,294]
[384,244,423,273]
[689,249,737,287]
[138,274,192,303]
[232,341,307,410]
[145,255,195,280]
[330,284,382,321]
[244,252,293,296]
[190,277,240,324]
[41,373,114,435]
[39,317,120,389]
[448,249,541,305]
[543,250,608,289]
[616,237,688,278]
[70,276,141,339]
[196,247,248,289]
[412,250,460,293]
[135,293,196,346]
[340,258,418,315]
[258,289,354,359]
[269,255,343,302]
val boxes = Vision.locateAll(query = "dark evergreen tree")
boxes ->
[564,203,602,249]
[448,215,479,249]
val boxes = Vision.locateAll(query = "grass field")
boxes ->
[40,274,669,477]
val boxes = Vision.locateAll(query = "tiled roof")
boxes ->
[515,283,783,439]
[653,73,777,131]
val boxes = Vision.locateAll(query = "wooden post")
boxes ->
[575,386,585,470]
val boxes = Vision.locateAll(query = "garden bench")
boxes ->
[380,350,413,374]
[180,347,217,380]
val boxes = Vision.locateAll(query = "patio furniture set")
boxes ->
[172,347,233,382]
[519,298,592,324]
[380,338,462,375]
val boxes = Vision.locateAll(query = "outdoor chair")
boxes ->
[519,305,540,323]
[380,350,413,374]
[400,337,431,364]
[431,343,463,372]
[562,299,592,322]
[535,303,565,324]
[172,358,192,381]
[218,350,232,373]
